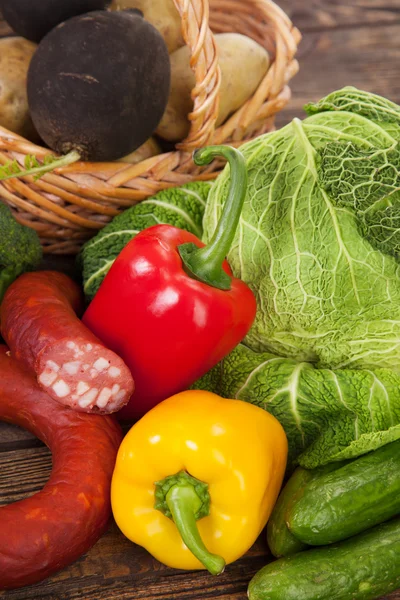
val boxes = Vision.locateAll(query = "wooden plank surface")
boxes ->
[1,1,400,599]
[277,21,400,128]
[293,0,400,31]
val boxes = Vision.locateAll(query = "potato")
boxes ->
[156,33,270,143]
[0,37,37,139]
[119,137,161,163]
[110,0,184,54]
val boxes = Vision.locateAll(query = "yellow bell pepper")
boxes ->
[111,390,288,574]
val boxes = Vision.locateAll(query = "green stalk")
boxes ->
[154,470,225,576]
[166,485,225,576]
[178,145,247,290]
[0,150,80,181]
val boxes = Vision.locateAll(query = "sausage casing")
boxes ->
[0,271,134,414]
[0,346,123,589]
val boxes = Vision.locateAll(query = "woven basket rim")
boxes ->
[0,0,301,254]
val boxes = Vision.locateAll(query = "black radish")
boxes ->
[27,10,171,162]
[0,0,109,43]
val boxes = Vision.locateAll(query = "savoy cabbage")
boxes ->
[204,87,400,369]
[200,87,400,467]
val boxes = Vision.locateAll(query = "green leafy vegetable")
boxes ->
[199,86,400,467]
[203,87,400,370]
[0,202,42,304]
[319,141,400,259]
[304,86,400,125]
[80,180,213,300]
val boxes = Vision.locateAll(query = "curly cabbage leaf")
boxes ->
[203,87,400,370]
[304,86,400,126]
[195,344,400,469]
[80,181,213,300]
[319,141,400,260]
[200,87,400,468]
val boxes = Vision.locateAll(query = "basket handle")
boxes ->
[173,0,221,153]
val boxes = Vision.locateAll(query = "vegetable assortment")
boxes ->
[195,343,400,468]
[0,0,272,177]
[1,73,400,600]
[0,2,171,164]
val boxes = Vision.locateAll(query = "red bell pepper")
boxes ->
[83,146,256,419]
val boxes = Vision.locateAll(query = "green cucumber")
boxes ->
[267,468,311,557]
[288,439,400,546]
[267,462,346,557]
[248,517,400,600]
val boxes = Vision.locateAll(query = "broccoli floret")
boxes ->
[79,180,213,301]
[0,202,42,304]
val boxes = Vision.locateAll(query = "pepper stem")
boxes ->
[178,145,247,290]
[166,485,225,576]
[154,470,225,576]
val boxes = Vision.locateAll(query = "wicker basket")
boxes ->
[0,0,301,254]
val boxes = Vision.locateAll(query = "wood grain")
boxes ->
[277,21,400,128]
[1,1,400,599]
[0,532,267,600]
[0,423,39,452]
[0,447,52,506]
[293,0,400,32]
[0,446,398,600]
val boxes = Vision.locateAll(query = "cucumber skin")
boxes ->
[266,468,311,557]
[248,518,400,600]
[267,462,346,557]
[288,440,400,546]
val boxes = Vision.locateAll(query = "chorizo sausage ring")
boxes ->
[0,271,134,414]
[0,346,123,590]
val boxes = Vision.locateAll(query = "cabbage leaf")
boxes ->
[201,87,400,467]
[195,344,400,469]
[203,87,400,370]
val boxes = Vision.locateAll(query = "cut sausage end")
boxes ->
[37,339,134,414]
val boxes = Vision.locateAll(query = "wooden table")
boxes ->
[1,1,400,598]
